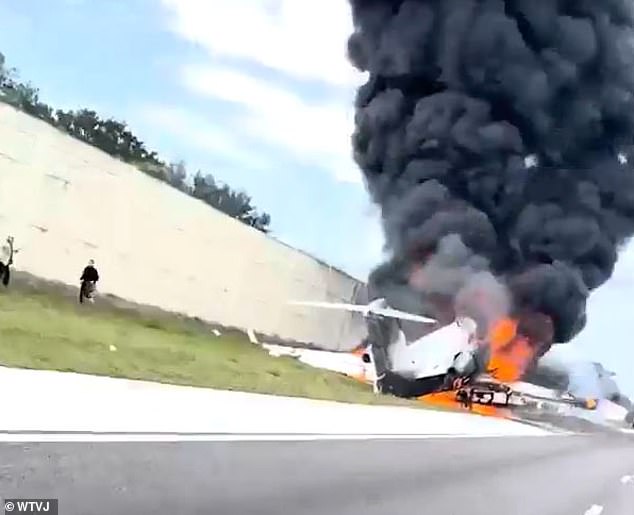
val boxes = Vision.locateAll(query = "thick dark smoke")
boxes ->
[348,0,634,346]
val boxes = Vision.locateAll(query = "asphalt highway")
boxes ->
[1,434,633,515]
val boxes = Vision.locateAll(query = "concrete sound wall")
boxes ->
[0,104,367,350]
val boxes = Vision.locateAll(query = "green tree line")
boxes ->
[0,52,271,232]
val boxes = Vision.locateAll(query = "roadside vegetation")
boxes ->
[0,282,420,407]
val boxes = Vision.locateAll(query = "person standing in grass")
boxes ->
[79,259,100,303]
[0,236,17,287]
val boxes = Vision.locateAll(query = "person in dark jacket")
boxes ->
[0,236,17,287]
[81,259,99,282]
[79,259,99,303]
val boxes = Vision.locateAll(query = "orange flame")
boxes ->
[419,391,507,417]
[418,317,539,417]
[487,318,536,382]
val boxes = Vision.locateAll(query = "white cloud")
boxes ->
[183,64,362,184]
[139,104,272,172]
[158,0,367,184]
[160,0,361,87]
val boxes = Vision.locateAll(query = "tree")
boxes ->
[192,172,216,201]
[0,52,8,85]
[55,109,74,132]
[166,161,188,191]
[251,212,271,233]
[72,109,100,140]
[191,172,271,232]
[0,52,17,90]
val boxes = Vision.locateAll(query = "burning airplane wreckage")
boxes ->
[288,298,600,414]
[285,0,634,417]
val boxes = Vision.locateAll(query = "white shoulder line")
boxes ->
[0,432,571,443]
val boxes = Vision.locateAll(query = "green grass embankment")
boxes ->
[0,285,418,407]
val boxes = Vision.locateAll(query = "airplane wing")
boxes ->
[372,307,437,324]
[288,300,368,313]
[289,301,437,324]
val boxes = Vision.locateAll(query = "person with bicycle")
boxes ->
[79,259,99,303]
[0,236,17,287]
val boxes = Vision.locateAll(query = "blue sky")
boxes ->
[1,0,633,398]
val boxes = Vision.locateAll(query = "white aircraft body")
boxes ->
[289,298,481,394]
[285,299,603,409]
[386,318,479,380]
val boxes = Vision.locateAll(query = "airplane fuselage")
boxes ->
[363,316,486,398]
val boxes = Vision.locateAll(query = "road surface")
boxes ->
[1,435,633,515]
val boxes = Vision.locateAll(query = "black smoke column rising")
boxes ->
[347,0,634,351]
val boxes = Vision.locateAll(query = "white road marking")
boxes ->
[621,474,634,484]
[0,432,568,443]
[583,505,604,515]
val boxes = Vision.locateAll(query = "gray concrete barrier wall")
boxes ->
[0,104,367,350]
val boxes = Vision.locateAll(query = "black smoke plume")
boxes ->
[348,0,634,347]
